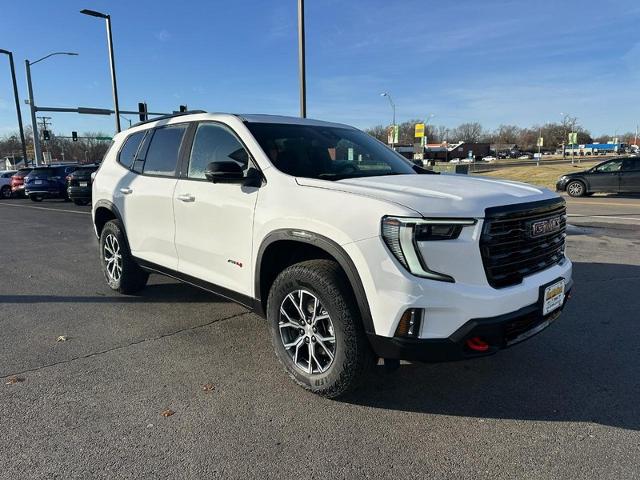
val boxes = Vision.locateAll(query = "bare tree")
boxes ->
[451,122,483,143]
[364,125,387,142]
[494,124,520,144]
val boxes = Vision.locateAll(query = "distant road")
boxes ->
[564,194,640,226]
[467,155,632,172]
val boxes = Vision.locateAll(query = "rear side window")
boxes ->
[622,159,640,171]
[118,131,145,168]
[142,125,187,176]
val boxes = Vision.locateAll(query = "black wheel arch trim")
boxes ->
[255,229,375,335]
[93,200,131,250]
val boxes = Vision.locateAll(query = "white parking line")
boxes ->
[567,213,640,222]
[0,202,91,215]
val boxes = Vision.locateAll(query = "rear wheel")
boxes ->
[566,180,586,197]
[99,219,149,294]
[73,198,90,206]
[30,195,43,202]
[0,185,11,199]
[267,259,374,398]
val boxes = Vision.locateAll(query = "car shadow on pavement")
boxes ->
[343,261,640,431]
[0,282,232,304]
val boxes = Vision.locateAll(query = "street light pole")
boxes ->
[25,60,42,167]
[25,52,78,166]
[0,49,28,166]
[380,92,396,148]
[0,51,28,166]
[81,9,121,132]
[297,0,306,118]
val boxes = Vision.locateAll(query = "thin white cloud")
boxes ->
[155,30,171,42]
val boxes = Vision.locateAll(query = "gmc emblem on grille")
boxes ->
[529,216,562,238]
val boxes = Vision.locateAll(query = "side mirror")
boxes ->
[204,161,244,183]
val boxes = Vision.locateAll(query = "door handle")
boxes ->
[119,187,133,195]
[176,193,195,202]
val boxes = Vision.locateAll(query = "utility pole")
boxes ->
[297,0,306,118]
[0,49,28,166]
[37,116,52,164]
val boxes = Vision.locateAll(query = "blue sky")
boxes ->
[1,0,639,138]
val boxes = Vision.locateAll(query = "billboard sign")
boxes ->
[387,125,399,144]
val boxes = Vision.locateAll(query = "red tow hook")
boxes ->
[466,336,490,352]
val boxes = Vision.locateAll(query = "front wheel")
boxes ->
[30,195,43,202]
[566,180,586,197]
[267,259,374,398]
[0,185,11,199]
[99,219,149,294]
[73,198,90,206]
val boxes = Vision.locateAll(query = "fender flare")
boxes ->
[255,229,375,335]
[93,200,131,250]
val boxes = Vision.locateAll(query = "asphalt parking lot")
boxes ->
[1,196,639,479]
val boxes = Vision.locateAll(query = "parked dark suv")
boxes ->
[67,164,99,205]
[556,157,640,196]
[24,165,78,202]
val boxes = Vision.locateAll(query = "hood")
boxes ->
[296,174,559,218]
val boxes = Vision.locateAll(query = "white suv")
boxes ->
[92,112,572,397]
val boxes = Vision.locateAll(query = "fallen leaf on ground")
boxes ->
[161,409,175,417]
[5,376,24,385]
[56,336,67,342]
[202,383,214,392]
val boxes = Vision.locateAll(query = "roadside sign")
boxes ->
[568,132,578,144]
[414,123,425,138]
[537,137,544,147]
[534,152,542,159]
[95,136,113,141]
[387,125,399,144]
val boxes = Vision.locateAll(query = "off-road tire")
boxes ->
[267,259,374,398]
[99,219,149,294]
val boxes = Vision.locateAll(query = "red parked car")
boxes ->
[11,168,32,197]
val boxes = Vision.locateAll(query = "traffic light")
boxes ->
[138,102,148,122]
[179,105,187,112]
[72,131,78,142]
[42,130,50,141]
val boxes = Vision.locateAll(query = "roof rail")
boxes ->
[133,110,207,127]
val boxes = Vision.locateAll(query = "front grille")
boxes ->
[480,198,566,288]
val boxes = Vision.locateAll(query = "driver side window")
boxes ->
[188,123,249,179]
[595,160,622,173]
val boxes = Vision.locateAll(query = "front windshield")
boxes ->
[246,122,416,180]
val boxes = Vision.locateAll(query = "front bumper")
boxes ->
[369,281,572,362]
[555,178,569,191]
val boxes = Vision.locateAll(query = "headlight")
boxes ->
[381,216,476,282]
[559,175,568,181]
